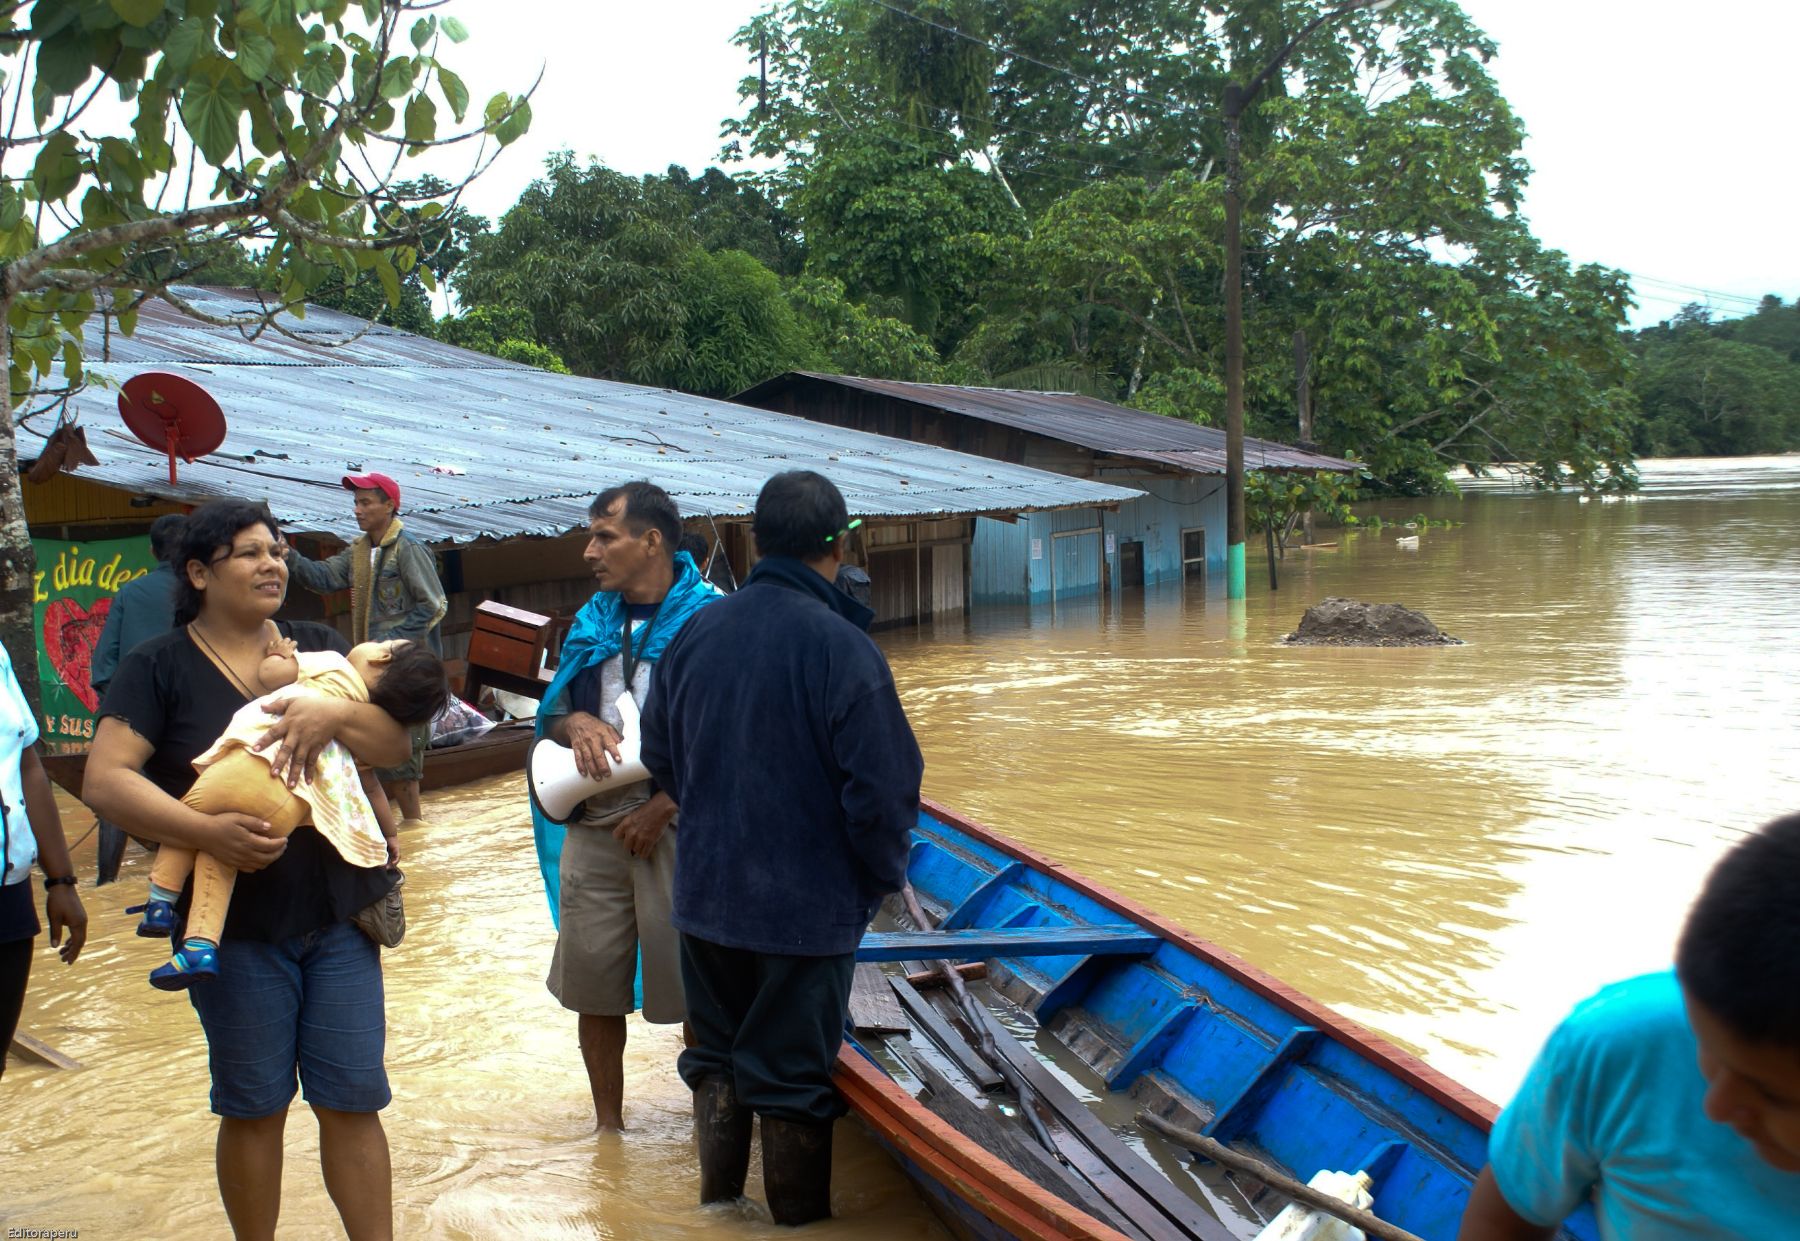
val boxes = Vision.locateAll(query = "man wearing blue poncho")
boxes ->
[534,481,719,1131]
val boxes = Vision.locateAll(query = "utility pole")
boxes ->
[1223,84,1248,599]
[1221,0,1394,600]
[1295,329,1314,546]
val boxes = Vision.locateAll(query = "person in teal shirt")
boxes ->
[1458,812,1800,1239]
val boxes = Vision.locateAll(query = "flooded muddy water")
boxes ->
[6,455,1796,1236]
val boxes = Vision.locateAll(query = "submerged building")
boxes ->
[736,373,1360,604]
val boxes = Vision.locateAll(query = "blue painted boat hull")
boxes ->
[840,800,1598,1241]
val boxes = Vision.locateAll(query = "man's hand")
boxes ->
[45,885,87,964]
[613,791,677,859]
[564,711,623,780]
[203,812,288,872]
[253,695,348,787]
[385,833,401,869]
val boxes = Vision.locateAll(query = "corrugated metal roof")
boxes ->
[736,372,1361,475]
[16,289,1142,544]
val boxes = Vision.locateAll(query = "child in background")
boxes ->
[135,636,447,989]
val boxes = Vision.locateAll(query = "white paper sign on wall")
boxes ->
[1105,532,1116,554]
[1031,538,1043,560]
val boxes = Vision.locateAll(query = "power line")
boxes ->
[1629,273,1771,308]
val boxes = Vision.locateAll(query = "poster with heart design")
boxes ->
[31,535,156,744]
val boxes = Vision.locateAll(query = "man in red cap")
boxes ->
[287,472,447,825]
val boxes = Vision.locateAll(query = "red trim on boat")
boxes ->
[834,1048,1132,1241]
[919,797,1500,1130]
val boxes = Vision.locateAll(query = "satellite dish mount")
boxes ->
[118,372,227,485]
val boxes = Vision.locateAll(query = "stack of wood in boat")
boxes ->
[850,897,1240,1241]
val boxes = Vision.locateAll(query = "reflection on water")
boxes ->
[5,457,1797,1235]
[879,455,1800,1099]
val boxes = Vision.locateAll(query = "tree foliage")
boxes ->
[724,0,1639,494]
[1631,298,1800,457]
[451,152,938,396]
[0,0,531,701]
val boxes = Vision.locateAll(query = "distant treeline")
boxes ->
[1630,298,1800,458]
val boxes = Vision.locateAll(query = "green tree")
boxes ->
[456,153,939,395]
[725,0,1638,493]
[0,0,531,701]
[792,124,1019,349]
[1635,333,1800,457]
[456,155,694,383]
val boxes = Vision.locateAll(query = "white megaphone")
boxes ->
[528,692,654,824]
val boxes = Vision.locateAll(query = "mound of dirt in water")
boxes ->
[1284,597,1463,646]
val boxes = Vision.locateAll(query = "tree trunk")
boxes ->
[0,304,45,713]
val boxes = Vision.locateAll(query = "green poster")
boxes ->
[31,534,157,744]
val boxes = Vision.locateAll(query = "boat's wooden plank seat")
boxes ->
[858,925,1162,963]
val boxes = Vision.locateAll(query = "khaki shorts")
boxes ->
[545,820,684,1024]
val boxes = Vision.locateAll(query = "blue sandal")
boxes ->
[149,941,219,991]
[127,898,177,938]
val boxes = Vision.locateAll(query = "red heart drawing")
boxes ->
[42,596,112,713]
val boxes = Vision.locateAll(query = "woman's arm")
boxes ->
[254,697,408,786]
[83,717,288,872]
[1457,1167,1557,1241]
[21,747,86,964]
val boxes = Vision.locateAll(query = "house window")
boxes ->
[1181,528,1207,581]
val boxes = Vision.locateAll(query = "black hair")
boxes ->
[173,499,282,626]
[366,642,450,726]
[590,481,680,557]
[149,513,188,563]
[752,470,849,560]
[1676,812,1800,1044]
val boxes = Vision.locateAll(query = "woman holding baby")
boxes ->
[85,498,419,1241]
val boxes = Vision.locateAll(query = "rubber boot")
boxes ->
[760,1116,833,1226]
[694,1077,753,1204]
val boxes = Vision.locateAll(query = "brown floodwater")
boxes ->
[5,455,1797,1236]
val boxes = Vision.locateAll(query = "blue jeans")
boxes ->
[189,920,390,1118]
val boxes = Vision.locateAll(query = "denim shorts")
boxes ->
[189,919,390,1118]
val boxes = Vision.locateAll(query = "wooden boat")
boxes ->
[836,799,1598,1241]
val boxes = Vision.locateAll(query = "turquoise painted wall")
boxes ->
[971,474,1225,606]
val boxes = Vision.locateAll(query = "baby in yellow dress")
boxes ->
[138,636,448,989]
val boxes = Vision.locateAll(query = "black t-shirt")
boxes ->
[99,621,394,944]
[0,879,38,944]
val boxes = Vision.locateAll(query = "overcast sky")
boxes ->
[421,0,1797,328]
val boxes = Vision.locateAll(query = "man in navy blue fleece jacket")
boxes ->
[641,470,922,1225]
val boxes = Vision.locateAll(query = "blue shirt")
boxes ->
[88,561,181,692]
[1491,971,1800,1239]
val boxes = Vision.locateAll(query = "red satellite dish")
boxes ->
[118,371,226,485]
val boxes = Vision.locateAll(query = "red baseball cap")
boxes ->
[342,471,400,510]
